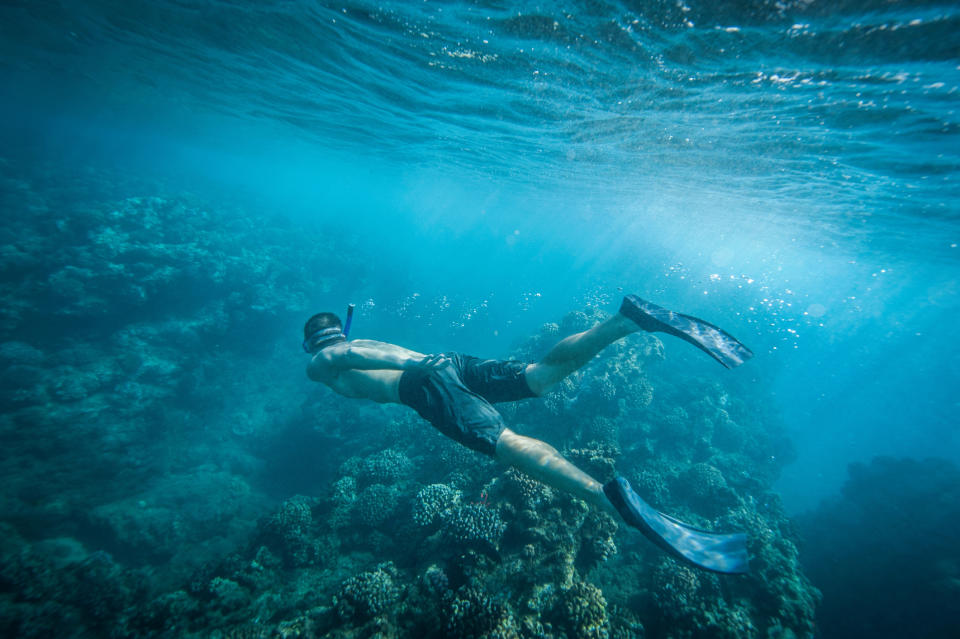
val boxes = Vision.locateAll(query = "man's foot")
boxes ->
[603,477,750,574]
[619,295,753,369]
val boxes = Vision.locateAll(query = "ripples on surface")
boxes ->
[1,0,958,250]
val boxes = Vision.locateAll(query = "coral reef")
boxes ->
[443,504,507,549]
[0,538,145,638]
[502,468,554,510]
[260,496,320,567]
[0,160,820,638]
[446,586,519,639]
[355,484,402,527]
[362,449,414,485]
[413,483,462,527]
[335,562,401,620]
[559,581,609,639]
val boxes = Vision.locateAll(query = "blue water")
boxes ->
[1,0,959,636]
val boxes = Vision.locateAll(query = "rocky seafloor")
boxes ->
[0,159,821,638]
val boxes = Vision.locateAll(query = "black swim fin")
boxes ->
[619,295,753,369]
[604,477,749,574]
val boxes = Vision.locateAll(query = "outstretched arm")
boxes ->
[335,341,425,370]
[308,340,427,381]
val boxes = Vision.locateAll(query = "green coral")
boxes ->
[363,449,414,485]
[502,468,553,510]
[446,586,519,639]
[334,562,400,620]
[413,483,461,527]
[561,581,610,639]
[263,496,318,566]
[444,504,506,548]
[355,484,400,527]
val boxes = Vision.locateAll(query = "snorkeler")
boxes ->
[303,295,753,574]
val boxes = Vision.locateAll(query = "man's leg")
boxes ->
[497,300,752,574]
[495,429,750,574]
[524,312,636,396]
[495,428,619,518]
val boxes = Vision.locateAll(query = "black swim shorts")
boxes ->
[398,352,537,456]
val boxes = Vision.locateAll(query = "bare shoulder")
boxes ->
[351,339,424,357]
[306,342,349,382]
[350,338,398,349]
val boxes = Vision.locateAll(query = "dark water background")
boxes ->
[1,1,959,637]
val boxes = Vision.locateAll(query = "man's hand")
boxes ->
[408,353,450,370]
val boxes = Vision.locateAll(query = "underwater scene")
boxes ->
[1,1,958,637]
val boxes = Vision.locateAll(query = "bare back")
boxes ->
[306,339,425,404]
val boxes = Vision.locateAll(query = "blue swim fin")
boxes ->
[620,295,753,369]
[604,477,749,574]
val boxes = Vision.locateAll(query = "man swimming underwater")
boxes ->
[304,295,753,574]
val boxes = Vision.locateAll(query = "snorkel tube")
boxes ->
[342,303,355,339]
